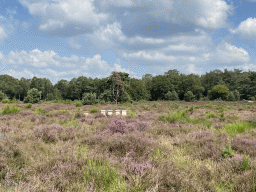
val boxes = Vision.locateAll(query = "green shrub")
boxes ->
[227,92,236,101]
[63,99,72,104]
[164,90,179,101]
[99,90,113,102]
[184,91,195,102]
[99,100,106,104]
[211,84,229,101]
[119,91,133,104]
[233,89,240,101]
[250,96,255,101]
[10,97,18,103]
[200,96,210,101]
[0,91,9,101]
[215,97,223,101]
[25,103,32,108]
[1,98,9,103]
[221,142,236,159]
[89,108,98,113]
[75,100,82,107]
[138,99,147,104]
[81,92,99,105]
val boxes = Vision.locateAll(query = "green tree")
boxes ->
[177,74,200,100]
[47,87,63,101]
[109,71,129,105]
[0,91,9,101]
[200,69,224,98]
[164,69,180,77]
[126,78,150,102]
[119,91,133,103]
[53,79,69,100]
[211,84,230,101]
[0,74,19,100]
[16,77,32,102]
[81,92,99,105]
[233,90,240,101]
[164,90,179,101]
[23,88,42,104]
[226,92,236,101]
[150,75,173,101]
[184,91,195,102]
[99,89,113,102]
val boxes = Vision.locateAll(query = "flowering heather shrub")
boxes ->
[197,165,216,190]
[229,170,256,192]
[180,132,229,161]
[0,114,14,121]
[101,116,152,136]
[94,112,104,119]
[190,130,212,139]
[224,153,254,174]
[1,125,12,133]
[79,117,93,125]
[33,124,77,143]
[118,153,156,190]
[231,136,256,157]
[103,133,158,162]
[102,117,137,136]
[156,160,204,192]
[73,111,83,119]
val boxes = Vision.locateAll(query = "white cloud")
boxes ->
[0,26,8,42]
[19,0,110,37]
[211,42,250,65]
[229,17,256,41]
[0,51,5,61]
[0,0,251,82]
[0,48,132,84]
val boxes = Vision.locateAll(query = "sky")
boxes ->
[0,0,255,86]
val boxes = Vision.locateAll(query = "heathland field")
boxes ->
[1,99,256,192]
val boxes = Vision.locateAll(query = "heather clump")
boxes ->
[156,160,205,192]
[102,117,138,136]
[231,136,256,158]
[33,124,77,143]
[224,153,254,174]
[0,131,29,189]
[79,117,93,125]
[101,116,152,136]
[102,134,158,173]
[178,131,229,161]
[94,112,105,119]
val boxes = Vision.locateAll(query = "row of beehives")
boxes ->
[84,109,128,117]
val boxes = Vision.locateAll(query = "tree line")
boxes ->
[0,68,256,104]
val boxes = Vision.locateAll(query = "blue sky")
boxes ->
[0,0,255,86]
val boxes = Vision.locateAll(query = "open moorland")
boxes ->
[1,99,256,192]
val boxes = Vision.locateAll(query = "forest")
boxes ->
[0,68,256,104]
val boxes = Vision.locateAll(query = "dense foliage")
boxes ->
[0,68,255,104]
